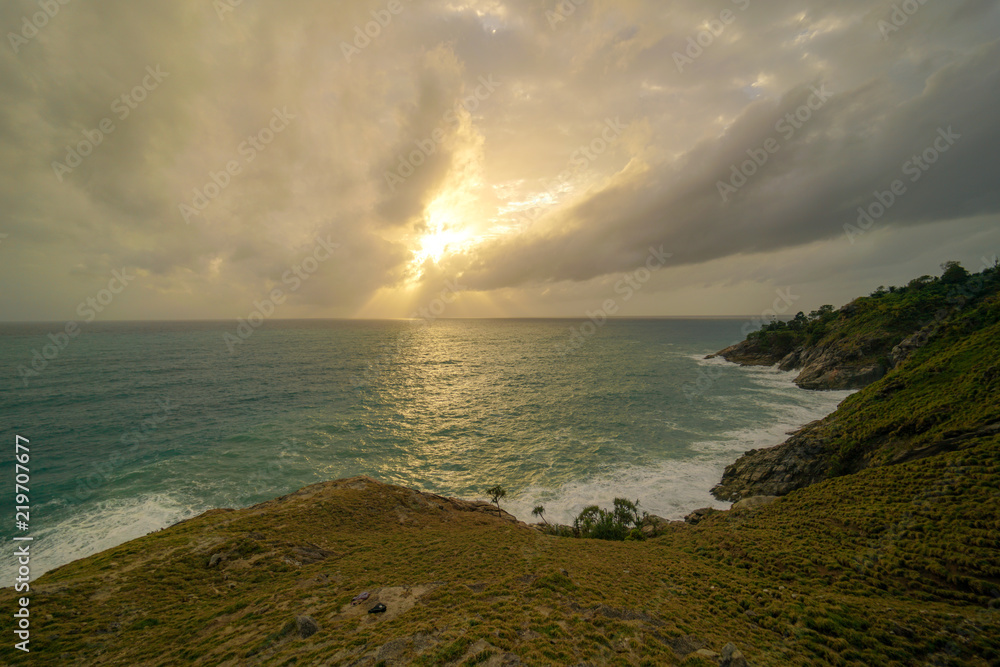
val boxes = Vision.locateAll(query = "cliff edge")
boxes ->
[712,262,1000,501]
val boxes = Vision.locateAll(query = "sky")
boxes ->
[1,0,999,322]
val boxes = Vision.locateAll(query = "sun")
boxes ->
[409,196,479,271]
[414,225,465,265]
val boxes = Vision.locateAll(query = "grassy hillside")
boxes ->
[4,460,999,666]
[825,293,1000,473]
[747,261,999,365]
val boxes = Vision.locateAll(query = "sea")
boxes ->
[0,319,853,584]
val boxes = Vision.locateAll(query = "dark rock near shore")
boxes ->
[778,347,803,371]
[712,420,832,501]
[705,340,784,367]
[714,418,1000,502]
[709,338,887,390]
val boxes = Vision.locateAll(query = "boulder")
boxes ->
[684,508,718,525]
[640,514,674,536]
[668,634,706,656]
[731,496,780,512]
[721,642,749,667]
[295,615,319,639]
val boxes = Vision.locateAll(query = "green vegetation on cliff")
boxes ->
[746,260,998,367]
[714,261,1000,502]
[826,292,1000,472]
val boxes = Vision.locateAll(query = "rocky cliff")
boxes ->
[711,419,833,501]
[712,265,1000,501]
[709,322,938,391]
[706,264,1000,391]
[706,314,934,391]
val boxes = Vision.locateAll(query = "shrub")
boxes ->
[573,498,646,541]
[940,261,970,285]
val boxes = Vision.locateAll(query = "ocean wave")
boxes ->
[503,458,734,525]
[1,493,205,587]
[504,372,852,526]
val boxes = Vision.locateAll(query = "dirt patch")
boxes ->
[335,583,441,627]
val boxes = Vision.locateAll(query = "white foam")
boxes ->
[1,494,205,587]
[506,369,853,526]
[504,458,733,525]
[689,352,732,365]
[691,372,852,455]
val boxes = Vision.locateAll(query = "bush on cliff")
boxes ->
[573,498,646,541]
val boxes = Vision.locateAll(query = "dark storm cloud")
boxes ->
[454,8,1000,290]
[0,0,997,319]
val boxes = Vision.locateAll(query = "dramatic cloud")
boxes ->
[1,0,998,321]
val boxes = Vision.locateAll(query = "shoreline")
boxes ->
[10,351,852,587]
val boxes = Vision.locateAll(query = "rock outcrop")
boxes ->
[714,418,1000,502]
[730,495,780,512]
[709,338,887,390]
[294,615,320,639]
[711,420,832,501]
[790,342,886,390]
[889,326,935,369]
[684,507,720,524]
[705,340,784,367]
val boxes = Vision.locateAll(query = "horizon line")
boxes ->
[0,315,778,325]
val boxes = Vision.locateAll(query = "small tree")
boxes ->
[486,485,507,518]
[532,505,548,525]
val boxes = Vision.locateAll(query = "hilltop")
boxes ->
[6,465,999,666]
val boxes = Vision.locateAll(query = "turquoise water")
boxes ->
[0,319,851,582]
